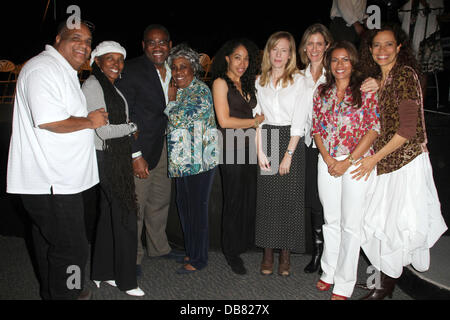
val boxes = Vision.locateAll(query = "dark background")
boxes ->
[1,1,449,241]
[1,0,333,63]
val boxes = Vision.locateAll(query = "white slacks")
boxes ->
[317,154,375,298]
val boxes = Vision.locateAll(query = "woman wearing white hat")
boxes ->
[82,41,144,297]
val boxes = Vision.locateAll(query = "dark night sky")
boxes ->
[2,0,333,64]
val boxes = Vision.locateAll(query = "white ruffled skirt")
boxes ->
[361,152,448,278]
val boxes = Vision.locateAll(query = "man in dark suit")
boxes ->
[116,25,182,274]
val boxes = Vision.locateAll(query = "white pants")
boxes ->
[317,154,375,297]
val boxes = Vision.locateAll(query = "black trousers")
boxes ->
[175,168,216,270]
[21,193,89,300]
[305,145,323,213]
[304,145,324,252]
[91,151,138,291]
[220,163,257,257]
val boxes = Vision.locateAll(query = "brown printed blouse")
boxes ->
[375,64,428,175]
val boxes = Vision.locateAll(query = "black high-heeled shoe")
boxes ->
[304,242,323,274]
[304,227,323,274]
[225,255,247,275]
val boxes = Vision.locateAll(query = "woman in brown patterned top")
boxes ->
[354,24,447,300]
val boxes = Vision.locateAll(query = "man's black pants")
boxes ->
[21,193,89,300]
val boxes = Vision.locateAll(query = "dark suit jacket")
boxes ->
[116,55,167,170]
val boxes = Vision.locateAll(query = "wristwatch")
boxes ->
[128,122,138,135]
[286,149,294,157]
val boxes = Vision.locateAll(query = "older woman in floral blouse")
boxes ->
[312,41,380,300]
[165,44,219,274]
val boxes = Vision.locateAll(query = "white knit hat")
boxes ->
[90,41,127,66]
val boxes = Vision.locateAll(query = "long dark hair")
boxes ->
[320,41,364,108]
[358,23,422,81]
[210,38,260,99]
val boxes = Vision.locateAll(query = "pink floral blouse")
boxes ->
[311,85,380,158]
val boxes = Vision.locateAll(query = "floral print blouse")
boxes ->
[165,77,219,178]
[312,85,380,158]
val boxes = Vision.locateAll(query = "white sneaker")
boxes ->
[105,280,117,287]
[93,280,117,288]
[126,287,145,297]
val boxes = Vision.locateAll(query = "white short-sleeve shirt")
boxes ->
[7,45,99,195]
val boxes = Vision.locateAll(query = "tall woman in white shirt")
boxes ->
[255,31,307,277]
[297,24,333,274]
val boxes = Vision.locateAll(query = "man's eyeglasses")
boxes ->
[145,40,170,47]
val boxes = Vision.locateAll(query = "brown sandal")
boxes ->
[260,248,274,275]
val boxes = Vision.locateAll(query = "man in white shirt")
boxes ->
[7,21,108,300]
[330,0,367,44]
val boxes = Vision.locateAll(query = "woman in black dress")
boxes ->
[211,39,264,275]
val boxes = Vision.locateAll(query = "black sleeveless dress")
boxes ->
[219,84,257,258]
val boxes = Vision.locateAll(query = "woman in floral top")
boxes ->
[311,41,380,300]
[165,44,219,274]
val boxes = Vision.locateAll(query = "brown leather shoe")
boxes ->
[260,248,274,275]
[278,249,291,277]
[360,272,396,300]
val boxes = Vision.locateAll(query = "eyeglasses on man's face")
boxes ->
[145,40,170,47]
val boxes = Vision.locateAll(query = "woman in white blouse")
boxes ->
[254,31,307,277]
[297,24,333,275]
